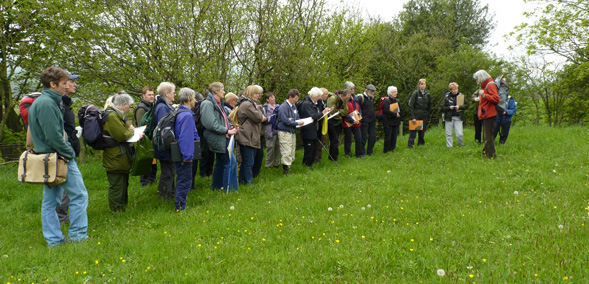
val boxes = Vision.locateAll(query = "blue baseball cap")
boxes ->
[69,73,80,80]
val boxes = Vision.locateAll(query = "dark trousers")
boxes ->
[56,191,70,223]
[494,120,512,144]
[199,135,215,177]
[360,120,377,155]
[239,145,256,185]
[314,134,324,163]
[344,126,363,157]
[252,137,264,178]
[158,160,175,199]
[482,117,496,158]
[107,172,129,212]
[191,159,199,189]
[302,139,317,167]
[175,162,192,211]
[474,113,482,143]
[408,119,428,147]
[140,164,158,186]
[327,122,342,161]
[383,124,399,153]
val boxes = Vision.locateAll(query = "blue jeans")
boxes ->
[211,139,238,192]
[239,145,256,185]
[42,160,88,246]
[175,162,193,210]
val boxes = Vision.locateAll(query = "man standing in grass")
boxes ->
[28,67,88,246]
[55,71,81,225]
[135,86,158,187]
[277,89,304,175]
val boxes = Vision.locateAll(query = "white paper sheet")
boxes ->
[127,126,146,143]
[295,117,314,128]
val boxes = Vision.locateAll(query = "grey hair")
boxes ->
[178,87,196,104]
[157,82,176,96]
[343,81,355,91]
[473,70,491,84]
[308,87,323,98]
[194,92,204,102]
[105,92,134,109]
[387,86,398,96]
[209,82,224,94]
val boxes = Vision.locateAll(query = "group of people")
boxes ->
[24,67,515,247]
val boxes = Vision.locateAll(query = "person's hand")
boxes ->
[412,119,416,122]
[474,97,480,102]
[297,121,305,126]
[322,108,331,114]
[353,120,360,125]
[396,112,400,117]
[183,160,193,163]
[128,125,135,131]
[228,129,237,135]
[139,133,145,140]
[262,116,268,122]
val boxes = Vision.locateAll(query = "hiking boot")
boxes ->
[282,165,290,175]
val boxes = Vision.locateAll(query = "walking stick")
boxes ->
[317,138,340,169]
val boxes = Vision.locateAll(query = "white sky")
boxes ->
[337,0,542,59]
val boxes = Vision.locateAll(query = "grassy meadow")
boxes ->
[0,126,588,283]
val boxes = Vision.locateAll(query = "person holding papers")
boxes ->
[343,91,363,158]
[263,92,281,168]
[102,92,136,212]
[277,89,304,175]
[382,86,403,153]
[299,87,331,169]
[326,90,352,162]
[408,78,432,148]
[441,82,469,148]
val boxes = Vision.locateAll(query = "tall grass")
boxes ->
[0,126,588,282]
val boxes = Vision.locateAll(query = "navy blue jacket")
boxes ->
[154,96,174,161]
[496,96,517,123]
[277,100,299,133]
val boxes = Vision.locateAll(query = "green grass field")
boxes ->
[1,126,588,283]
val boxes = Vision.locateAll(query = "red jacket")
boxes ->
[343,99,361,128]
[478,78,500,120]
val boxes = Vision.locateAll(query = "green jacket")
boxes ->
[326,94,349,123]
[201,94,230,153]
[102,108,134,173]
[408,89,432,120]
[28,89,75,160]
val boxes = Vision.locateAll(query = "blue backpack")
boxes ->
[271,105,280,130]
[77,105,118,150]
[485,74,509,113]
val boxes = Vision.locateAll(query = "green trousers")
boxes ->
[107,172,129,212]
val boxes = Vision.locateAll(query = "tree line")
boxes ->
[1,0,587,141]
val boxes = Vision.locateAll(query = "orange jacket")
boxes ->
[478,78,500,120]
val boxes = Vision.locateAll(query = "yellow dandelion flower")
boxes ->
[469,274,474,278]
[362,236,365,239]
[83,271,87,275]
[122,260,126,263]
[483,259,487,262]
[198,244,201,247]
[95,260,99,264]
[564,276,568,280]
[410,249,414,252]
[336,240,340,243]
[262,238,266,242]
[411,239,414,242]
[534,274,538,277]
[97,242,101,245]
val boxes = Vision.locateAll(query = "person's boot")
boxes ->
[282,164,290,175]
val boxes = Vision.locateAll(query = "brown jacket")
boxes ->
[236,98,265,149]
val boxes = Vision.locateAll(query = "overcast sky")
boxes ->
[336,0,542,58]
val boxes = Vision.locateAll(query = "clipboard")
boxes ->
[390,102,399,114]
[171,141,202,162]
[409,120,424,131]
[456,94,464,108]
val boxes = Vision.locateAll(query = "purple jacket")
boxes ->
[175,105,200,161]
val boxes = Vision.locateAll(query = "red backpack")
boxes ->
[376,97,389,120]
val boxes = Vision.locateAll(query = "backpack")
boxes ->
[271,105,280,129]
[376,97,389,120]
[486,75,509,113]
[140,100,166,140]
[133,101,150,126]
[77,105,118,150]
[19,92,41,123]
[152,108,190,151]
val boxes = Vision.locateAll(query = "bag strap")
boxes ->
[20,150,29,183]
[42,153,51,183]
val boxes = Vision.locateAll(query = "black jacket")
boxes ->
[356,93,376,123]
[382,96,403,126]
[441,93,469,121]
[299,96,323,140]
[62,95,80,157]
[408,89,431,120]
